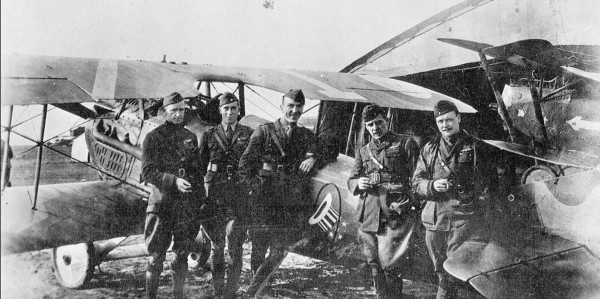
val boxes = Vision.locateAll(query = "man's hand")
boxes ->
[433,178,450,193]
[176,177,192,193]
[357,177,373,190]
[299,156,316,173]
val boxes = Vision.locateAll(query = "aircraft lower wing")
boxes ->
[482,140,600,170]
[1,181,147,254]
[445,236,600,298]
[1,54,476,113]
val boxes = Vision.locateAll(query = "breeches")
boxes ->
[144,211,199,272]
[358,218,416,272]
[425,219,488,273]
[203,217,247,272]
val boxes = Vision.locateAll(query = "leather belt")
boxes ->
[263,163,288,173]
[209,163,236,177]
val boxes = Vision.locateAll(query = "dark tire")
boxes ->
[521,165,557,184]
[51,242,96,288]
[188,226,211,268]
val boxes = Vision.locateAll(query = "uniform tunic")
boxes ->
[412,130,496,272]
[347,132,420,271]
[197,123,253,294]
[142,121,204,268]
[238,118,319,276]
[238,119,318,228]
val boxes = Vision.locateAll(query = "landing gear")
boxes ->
[51,242,96,288]
[521,164,557,184]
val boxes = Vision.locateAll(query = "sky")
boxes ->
[1,0,462,146]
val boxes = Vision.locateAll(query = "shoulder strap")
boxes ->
[212,128,229,153]
[265,124,286,157]
[367,143,386,171]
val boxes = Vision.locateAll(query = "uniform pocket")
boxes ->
[421,201,436,226]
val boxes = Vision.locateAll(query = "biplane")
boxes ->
[342,0,600,297]
[2,0,600,297]
[0,53,472,289]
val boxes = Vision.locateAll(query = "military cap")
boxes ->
[433,100,459,118]
[218,92,239,107]
[163,92,184,108]
[283,89,305,105]
[362,104,386,123]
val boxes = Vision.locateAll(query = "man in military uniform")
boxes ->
[239,89,319,296]
[142,92,204,299]
[412,100,497,299]
[347,104,420,299]
[198,92,253,299]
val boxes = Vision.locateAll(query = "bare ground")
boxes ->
[1,242,443,299]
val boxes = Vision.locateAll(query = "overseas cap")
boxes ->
[163,92,184,108]
[218,92,239,107]
[434,100,459,118]
[283,89,305,105]
[362,104,386,123]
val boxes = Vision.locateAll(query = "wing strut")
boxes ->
[238,83,246,117]
[345,102,359,155]
[527,70,550,145]
[31,104,48,210]
[1,106,13,191]
[477,51,517,142]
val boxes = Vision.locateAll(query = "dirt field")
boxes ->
[1,144,478,298]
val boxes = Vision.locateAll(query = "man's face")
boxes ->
[365,115,388,140]
[436,111,461,138]
[219,101,239,125]
[164,101,186,124]
[281,97,304,123]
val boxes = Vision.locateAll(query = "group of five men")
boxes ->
[141,89,496,299]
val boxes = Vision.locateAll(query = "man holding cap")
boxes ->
[412,100,498,298]
[347,104,420,299]
[198,92,253,298]
[142,92,205,299]
[239,89,320,296]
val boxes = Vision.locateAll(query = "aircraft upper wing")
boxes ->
[1,54,476,113]
[342,0,600,77]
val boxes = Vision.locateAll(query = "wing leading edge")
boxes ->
[2,54,476,113]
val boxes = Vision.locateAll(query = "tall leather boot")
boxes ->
[146,259,163,299]
[145,270,160,299]
[371,266,386,299]
[436,273,458,299]
[212,262,225,298]
[384,271,404,299]
[224,262,242,299]
[172,262,188,299]
[246,249,286,297]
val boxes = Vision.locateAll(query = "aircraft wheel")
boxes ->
[51,242,96,289]
[188,227,211,268]
[521,165,557,184]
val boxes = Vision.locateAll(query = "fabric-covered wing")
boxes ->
[1,54,476,113]
[445,238,600,299]
[482,140,600,169]
[446,169,600,298]
[1,181,147,254]
[342,0,600,77]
